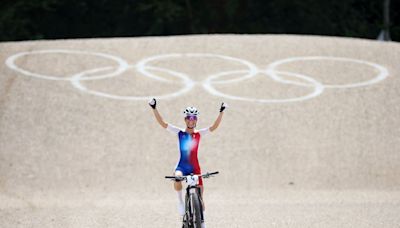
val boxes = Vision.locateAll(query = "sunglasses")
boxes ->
[185,116,197,121]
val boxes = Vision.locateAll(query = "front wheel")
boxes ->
[190,193,202,228]
[182,213,190,228]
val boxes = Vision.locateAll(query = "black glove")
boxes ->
[219,102,227,112]
[149,98,156,109]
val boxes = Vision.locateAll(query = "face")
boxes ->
[184,116,197,129]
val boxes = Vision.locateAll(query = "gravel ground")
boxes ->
[1,35,400,227]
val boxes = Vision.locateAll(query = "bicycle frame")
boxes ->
[165,172,219,227]
[186,184,203,226]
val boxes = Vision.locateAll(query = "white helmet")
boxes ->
[183,106,199,116]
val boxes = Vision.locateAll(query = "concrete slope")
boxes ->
[1,35,400,227]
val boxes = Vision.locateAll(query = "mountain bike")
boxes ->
[165,171,219,228]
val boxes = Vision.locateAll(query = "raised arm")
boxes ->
[149,98,168,128]
[209,102,227,132]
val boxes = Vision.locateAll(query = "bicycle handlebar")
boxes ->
[165,171,219,181]
[207,171,219,176]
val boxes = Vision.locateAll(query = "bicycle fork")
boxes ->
[185,186,204,225]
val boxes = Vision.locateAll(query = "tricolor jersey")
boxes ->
[167,123,210,185]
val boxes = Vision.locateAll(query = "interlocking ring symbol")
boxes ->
[5,49,389,103]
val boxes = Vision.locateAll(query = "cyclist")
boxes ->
[149,98,227,226]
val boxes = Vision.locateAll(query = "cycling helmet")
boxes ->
[183,106,199,116]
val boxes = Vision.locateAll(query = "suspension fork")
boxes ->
[186,185,204,223]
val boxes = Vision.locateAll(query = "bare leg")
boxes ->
[199,185,205,211]
[174,170,183,191]
[174,171,185,216]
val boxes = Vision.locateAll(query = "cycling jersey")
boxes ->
[167,123,210,186]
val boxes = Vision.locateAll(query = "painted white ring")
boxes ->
[5,49,129,81]
[203,69,324,103]
[5,50,388,103]
[140,65,195,85]
[70,65,194,101]
[267,56,389,88]
[136,53,258,83]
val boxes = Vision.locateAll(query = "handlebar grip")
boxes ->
[165,176,185,181]
[209,171,219,175]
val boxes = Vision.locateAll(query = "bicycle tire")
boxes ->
[190,192,202,228]
[182,215,190,228]
[183,194,190,228]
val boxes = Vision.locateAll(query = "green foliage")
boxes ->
[0,0,398,41]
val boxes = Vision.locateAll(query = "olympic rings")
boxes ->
[6,49,130,81]
[136,53,258,84]
[70,65,195,100]
[5,49,389,103]
[203,69,324,103]
[266,56,389,88]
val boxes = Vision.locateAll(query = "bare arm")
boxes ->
[209,102,227,132]
[209,111,223,132]
[152,108,168,128]
[149,98,168,128]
